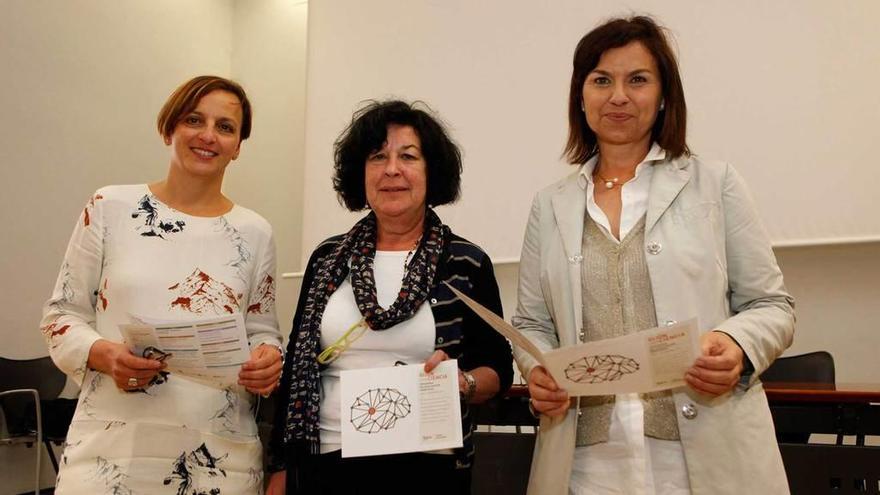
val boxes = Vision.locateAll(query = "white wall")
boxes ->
[296,0,880,384]
[0,1,307,492]
[279,241,880,385]
[293,0,880,384]
[773,242,880,383]
[2,0,878,492]
[493,243,880,385]
[1,0,234,361]
[0,0,309,357]
[227,0,309,333]
[300,0,880,262]
[0,2,232,491]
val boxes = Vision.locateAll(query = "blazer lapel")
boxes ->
[550,179,585,261]
[646,158,691,233]
[550,177,586,345]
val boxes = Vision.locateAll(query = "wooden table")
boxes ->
[478,382,880,427]
[763,381,880,444]
[764,381,880,403]
[762,382,880,494]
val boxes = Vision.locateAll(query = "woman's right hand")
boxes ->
[266,470,286,495]
[87,339,164,391]
[527,366,570,417]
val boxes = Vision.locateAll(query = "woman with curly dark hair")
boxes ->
[267,100,513,495]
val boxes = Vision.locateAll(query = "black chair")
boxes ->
[0,356,69,493]
[471,392,538,495]
[761,351,835,384]
[760,351,837,444]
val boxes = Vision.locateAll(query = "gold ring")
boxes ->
[127,377,139,387]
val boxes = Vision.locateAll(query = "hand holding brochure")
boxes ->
[339,360,463,458]
[119,313,251,388]
[447,284,699,396]
[541,319,700,395]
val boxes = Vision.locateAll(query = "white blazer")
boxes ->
[512,154,794,495]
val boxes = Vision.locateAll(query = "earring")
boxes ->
[580,103,586,112]
[659,100,665,111]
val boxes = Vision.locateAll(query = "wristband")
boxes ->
[461,371,477,401]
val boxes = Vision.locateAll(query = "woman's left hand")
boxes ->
[685,331,744,397]
[424,350,500,403]
[424,350,468,395]
[239,344,283,395]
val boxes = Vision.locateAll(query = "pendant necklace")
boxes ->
[594,168,633,189]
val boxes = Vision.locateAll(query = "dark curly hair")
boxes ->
[333,100,462,211]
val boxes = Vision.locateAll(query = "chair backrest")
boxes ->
[0,356,67,435]
[0,357,67,398]
[760,351,835,384]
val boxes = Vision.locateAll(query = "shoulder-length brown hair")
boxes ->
[564,15,689,164]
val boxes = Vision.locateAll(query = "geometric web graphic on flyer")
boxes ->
[350,388,412,434]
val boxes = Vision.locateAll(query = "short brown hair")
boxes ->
[564,16,689,164]
[156,75,252,141]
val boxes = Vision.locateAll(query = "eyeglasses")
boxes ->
[317,318,369,365]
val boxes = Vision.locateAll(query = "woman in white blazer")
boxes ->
[512,16,794,495]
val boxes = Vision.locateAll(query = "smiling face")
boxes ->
[165,89,243,180]
[581,41,663,152]
[364,124,428,223]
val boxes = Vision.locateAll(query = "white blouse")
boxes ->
[41,184,281,494]
[572,144,692,494]
[579,143,664,243]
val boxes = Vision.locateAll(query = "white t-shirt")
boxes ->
[318,250,435,453]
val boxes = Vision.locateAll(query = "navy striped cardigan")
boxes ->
[269,231,514,472]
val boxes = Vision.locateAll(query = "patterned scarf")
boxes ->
[283,209,448,454]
